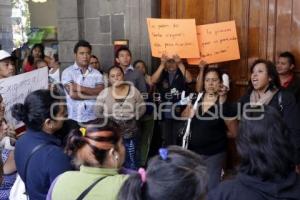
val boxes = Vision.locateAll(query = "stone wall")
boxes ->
[56,0,83,68]
[0,0,13,51]
[57,0,159,72]
[28,0,58,27]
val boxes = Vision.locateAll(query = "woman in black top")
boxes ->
[182,67,237,191]
[239,59,300,169]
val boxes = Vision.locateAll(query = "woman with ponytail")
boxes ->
[48,121,127,200]
[118,146,208,200]
[12,89,72,200]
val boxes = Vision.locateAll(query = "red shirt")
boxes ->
[23,62,36,72]
[282,74,294,88]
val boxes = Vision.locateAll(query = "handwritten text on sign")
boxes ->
[0,67,48,128]
[147,18,200,58]
[188,21,240,65]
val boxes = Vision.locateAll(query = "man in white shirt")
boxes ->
[62,40,104,123]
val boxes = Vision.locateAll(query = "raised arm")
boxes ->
[195,61,207,93]
[151,54,168,84]
[173,55,192,83]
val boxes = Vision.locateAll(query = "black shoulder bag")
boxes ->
[75,176,107,200]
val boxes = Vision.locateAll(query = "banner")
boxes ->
[0,67,48,128]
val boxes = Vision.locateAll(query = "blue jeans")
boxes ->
[123,137,138,170]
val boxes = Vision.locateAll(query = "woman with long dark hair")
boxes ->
[209,106,300,200]
[22,43,49,72]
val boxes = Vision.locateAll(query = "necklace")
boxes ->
[114,86,131,118]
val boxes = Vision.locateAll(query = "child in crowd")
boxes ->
[35,59,48,69]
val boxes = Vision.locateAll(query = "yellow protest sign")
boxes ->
[147,18,200,58]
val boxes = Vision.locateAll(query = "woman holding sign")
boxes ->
[181,67,237,191]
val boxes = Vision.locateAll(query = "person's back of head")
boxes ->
[11,89,63,131]
[238,105,295,180]
[35,59,48,69]
[65,120,124,169]
[118,145,207,200]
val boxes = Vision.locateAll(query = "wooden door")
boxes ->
[161,0,300,100]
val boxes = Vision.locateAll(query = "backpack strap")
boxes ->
[76,176,107,200]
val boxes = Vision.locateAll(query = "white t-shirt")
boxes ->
[49,68,60,83]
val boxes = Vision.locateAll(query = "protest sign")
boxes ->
[188,21,240,64]
[147,18,200,58]
[0,67,48,128]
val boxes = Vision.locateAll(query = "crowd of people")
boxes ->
[0,39,299,200]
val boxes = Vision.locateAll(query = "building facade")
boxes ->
[57,0,160,71]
